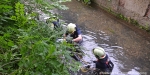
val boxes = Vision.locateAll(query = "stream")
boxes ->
[57,0,150,75]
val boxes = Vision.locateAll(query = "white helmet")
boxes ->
[67,23,76,33]
[93,47,106,59]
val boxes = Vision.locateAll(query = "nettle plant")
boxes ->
[83,0,91,4]
[78,0,91,5]
[0,0,80,75]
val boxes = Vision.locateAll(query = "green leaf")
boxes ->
[8,41,14,46]
[11,45,18,50]
[0,66,3,71]
[4,33,10,37]
[11,16,17,21]
[52,73,59,75]
[46,45,56,59]
[25,71,29,75]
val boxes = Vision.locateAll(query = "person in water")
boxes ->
[92,47,114,75]
[64,23,83,44]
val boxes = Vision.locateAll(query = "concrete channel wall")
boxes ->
[92,0,150,29]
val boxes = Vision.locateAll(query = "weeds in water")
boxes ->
[77,0,91,5]
[108,28,115,34]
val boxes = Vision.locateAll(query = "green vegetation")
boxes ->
[77,0,91,5]
[83,0,91,4]
[117,13,150,32]
[0,0,81,75]
[108,28,115,34]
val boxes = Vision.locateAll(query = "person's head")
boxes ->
[46,15,57,23]
[46,18,56,23]
[67,23,76,34]
[93,47,106,59]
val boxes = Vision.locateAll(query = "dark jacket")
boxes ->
[95,54,114,73]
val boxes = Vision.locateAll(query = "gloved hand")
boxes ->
[56,38,66,43]
[80,65,91,72]
[85,65,91,68]
[93,61,97,63]
[65,36,73,43]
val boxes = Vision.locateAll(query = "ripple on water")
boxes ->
[81,30,141,75]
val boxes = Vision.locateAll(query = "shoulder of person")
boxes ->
[74,24,80,29]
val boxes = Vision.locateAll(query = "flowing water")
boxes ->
[80,31,141,75]
[56,0,150,75]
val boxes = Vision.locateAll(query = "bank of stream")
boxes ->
[58,0,150,75]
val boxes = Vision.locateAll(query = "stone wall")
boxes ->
[92,0,150,28]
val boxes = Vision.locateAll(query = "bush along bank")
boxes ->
[0,0,81,75]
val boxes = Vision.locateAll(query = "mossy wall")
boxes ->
[92,0,150,31]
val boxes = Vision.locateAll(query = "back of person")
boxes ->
[93,47,114,75]
[95,54,108,71]
[96,56,114,74]
[46,17,60,30]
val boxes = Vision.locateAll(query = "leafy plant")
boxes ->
[0,0,81,75]
[77,0,91,5]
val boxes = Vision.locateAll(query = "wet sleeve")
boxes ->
[65,32,68,36]
[76,27,81,35]
[95,62,99,69]
[108,60,114,69]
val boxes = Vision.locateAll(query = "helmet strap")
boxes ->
[95,55,100,59]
